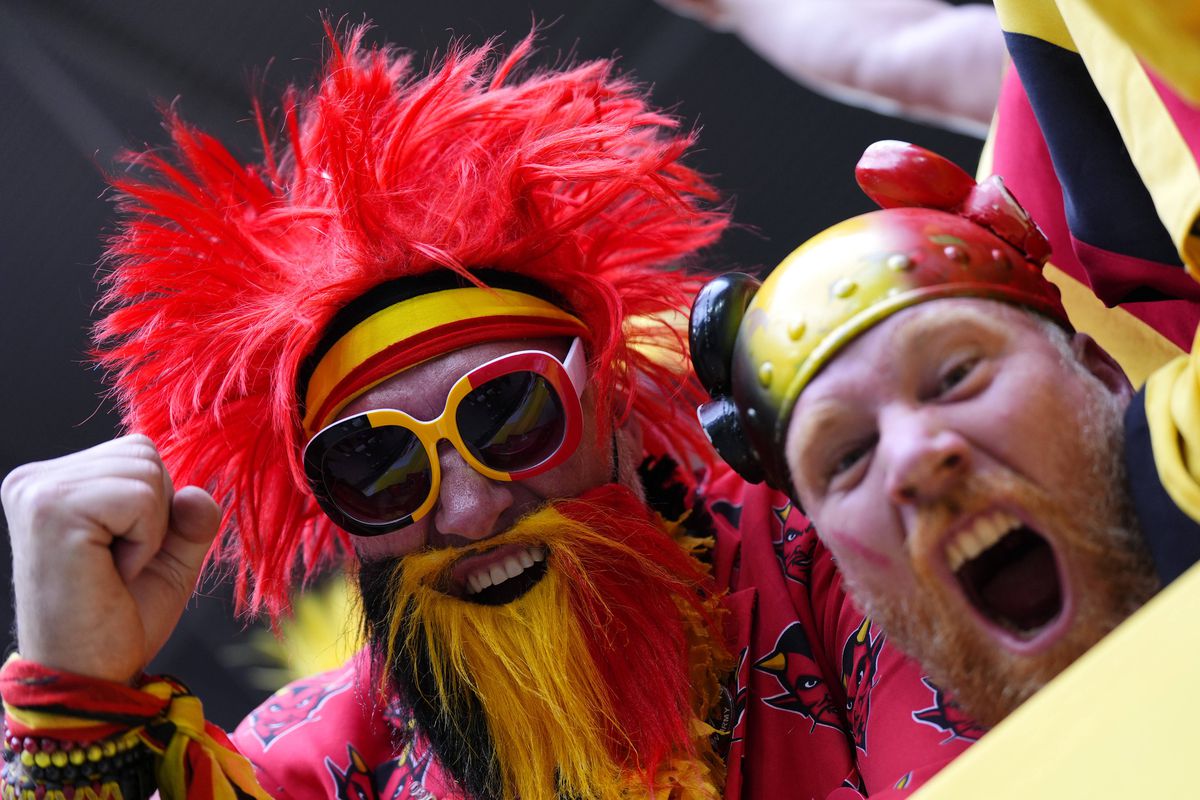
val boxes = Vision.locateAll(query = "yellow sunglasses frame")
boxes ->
[304,338,587,535]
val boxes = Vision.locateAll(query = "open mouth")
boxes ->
[945,511,1063,640]
[451,545,549,606]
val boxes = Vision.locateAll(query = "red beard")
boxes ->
[856,464,1158,728]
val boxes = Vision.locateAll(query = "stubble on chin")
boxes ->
[844,418,1158,729]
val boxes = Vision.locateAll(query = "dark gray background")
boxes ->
[0,0,982,726]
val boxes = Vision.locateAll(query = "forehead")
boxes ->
[340,337,568,419]
[796,298,1046,404]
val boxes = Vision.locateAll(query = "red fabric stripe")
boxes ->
[185,747,218,800]
[1064,238,1200,305]
[1070,237,1200,349]
[310,316,586,430]
[993,69,1200,350]
[1114,299,1199,352]
[993,70,1076,276]
[0,660,169,727]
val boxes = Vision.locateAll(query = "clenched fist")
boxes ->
[2,435,220,684]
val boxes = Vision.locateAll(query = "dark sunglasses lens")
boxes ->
[456,371,566,472]
[320,425,432,525]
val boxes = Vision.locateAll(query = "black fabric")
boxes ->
[638,454,719,567]
[1004,32,1186,273]
[1124,388,1200,584]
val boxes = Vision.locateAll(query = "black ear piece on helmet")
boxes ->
[690,273,765,484]
[697,397,765,484]
[690,273,761,396]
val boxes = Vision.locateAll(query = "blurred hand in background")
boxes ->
[656,0,1005,137]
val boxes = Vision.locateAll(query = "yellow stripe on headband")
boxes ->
[303,287,584,432]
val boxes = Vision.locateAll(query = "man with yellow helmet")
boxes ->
[692,140,1172,727]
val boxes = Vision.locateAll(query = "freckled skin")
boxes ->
[339,338,639,562]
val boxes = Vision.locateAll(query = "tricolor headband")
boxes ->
[300,273,588,436]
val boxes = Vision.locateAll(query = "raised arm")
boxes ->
[2,434,221,683]
[658,0,1006,137]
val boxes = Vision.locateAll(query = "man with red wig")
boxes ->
[0,28,972,800]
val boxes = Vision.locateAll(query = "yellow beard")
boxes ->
[373,498,729,800]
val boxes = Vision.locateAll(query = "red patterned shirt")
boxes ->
[231,466,976,799]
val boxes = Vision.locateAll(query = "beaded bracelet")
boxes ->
[1,729,155,800]
[0,658,272,800]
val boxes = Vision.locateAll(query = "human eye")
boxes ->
[827,434,877,485]
[933,355,982,398]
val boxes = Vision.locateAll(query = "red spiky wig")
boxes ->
[94,24,727,619]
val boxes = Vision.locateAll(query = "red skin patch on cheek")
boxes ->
[829,530,895,571]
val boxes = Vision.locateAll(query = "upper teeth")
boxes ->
[945,511,1021,573]
[465,546,546,595]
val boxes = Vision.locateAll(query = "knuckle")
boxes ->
[129,444,163,466]
[4,483,69,547]
[110,434,161,463]
[2,460,46,499]
[125,480,163,511]
[1,465,27,506]
[127,456,166,486]
[3,472,62,518]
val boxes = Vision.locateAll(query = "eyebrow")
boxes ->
[788,400,855,480]
[889,304,1010,354]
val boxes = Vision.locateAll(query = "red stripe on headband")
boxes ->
[307,316,588,432]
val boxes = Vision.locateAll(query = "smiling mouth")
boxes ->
[454,545,549,606]
[945,511,1063,640]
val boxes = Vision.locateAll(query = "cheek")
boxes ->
[813,500,908,590]
[521,429,613,500]
[520,387,614,498]
[971,371,1094,479]
[352,521,430,560]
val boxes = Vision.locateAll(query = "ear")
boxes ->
[1071,332,1133,402]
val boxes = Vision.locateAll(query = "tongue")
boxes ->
[960,528,1062,634]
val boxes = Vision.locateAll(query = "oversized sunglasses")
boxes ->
[303,338,587,536]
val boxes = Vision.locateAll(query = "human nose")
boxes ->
[431,441,514,544]
[880,408,971,506]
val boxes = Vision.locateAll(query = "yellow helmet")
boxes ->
[691,141,1067,493]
